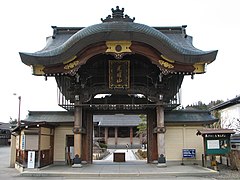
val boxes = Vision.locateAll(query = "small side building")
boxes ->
[0,122,11,146]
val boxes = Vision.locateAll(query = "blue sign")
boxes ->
[182,149,196,158]
[21,135,25,150]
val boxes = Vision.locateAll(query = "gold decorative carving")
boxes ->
[106,41,132,54]
[32,65,45,75]
[193,63,206,73]
[64,60,80,70]
[160,55,175,63]
[159,60,174,69]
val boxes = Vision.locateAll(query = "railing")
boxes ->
[57,87,182,111]
[57,87,74,111]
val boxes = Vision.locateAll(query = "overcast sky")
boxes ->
[0,0,239,123]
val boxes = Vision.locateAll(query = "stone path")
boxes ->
[103,149,137,161]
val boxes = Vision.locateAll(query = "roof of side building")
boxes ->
[22,110,217,126]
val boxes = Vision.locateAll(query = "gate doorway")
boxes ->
[92,113,146,162]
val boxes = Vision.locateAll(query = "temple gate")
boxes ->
[20,6,217,167]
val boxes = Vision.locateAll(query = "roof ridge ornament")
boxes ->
[101,6,135,23]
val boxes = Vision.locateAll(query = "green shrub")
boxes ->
[137,149,147,159]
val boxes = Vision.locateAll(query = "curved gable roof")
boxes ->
[20,21,217,66]
[20,6,217,66]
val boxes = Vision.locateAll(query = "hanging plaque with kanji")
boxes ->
[109,60,130,89]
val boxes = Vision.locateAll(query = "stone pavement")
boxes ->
[0,146,218,179]
[103,149,138,161]
[20,162,218,179]
[3,146,240,180]
[21,158,218,179]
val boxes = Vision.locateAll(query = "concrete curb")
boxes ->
[20,168,218,178]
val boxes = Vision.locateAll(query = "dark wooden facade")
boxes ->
[20,7,217,110]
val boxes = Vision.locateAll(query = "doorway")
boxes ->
[92,113,148,162]
[66,135,74,165]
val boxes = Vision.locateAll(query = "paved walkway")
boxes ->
[21,149,218,179]
[103,149,137,161]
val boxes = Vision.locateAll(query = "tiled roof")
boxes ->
[23,110,217,126]
[209,96,240,111]
[20,22,217,66]
[24,111,141,127]
[196,128,235,135]
[93,114,141,127]
[24,111,74,123]
[0,122,11,130]
[165,110,217,124]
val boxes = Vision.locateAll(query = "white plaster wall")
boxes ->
[165,126,204,161]
[54,127,73,163]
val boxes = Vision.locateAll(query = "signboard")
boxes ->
[182,149,196,158]
[27,151,35,168]
[21,135,25,150]
[70,146,74,159]
[109,60,130,89]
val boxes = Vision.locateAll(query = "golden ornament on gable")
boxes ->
[159,60,174,69]
[32,65,45,75]
[64,60,80,70]
[105,41,132,54]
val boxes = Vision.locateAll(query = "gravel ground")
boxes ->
[204,164,240,179]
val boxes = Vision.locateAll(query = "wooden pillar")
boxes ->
[88,112,93,163]
[82,110,93,163]
[72,98,83,167]
[104,127,108,144]
[130,127,133,146]
[156,105,167,167]
[114,127,118,146]
[203,136,207,167]
[147,110,158,163]
[38,128,41,168]
[10,135,16,167]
